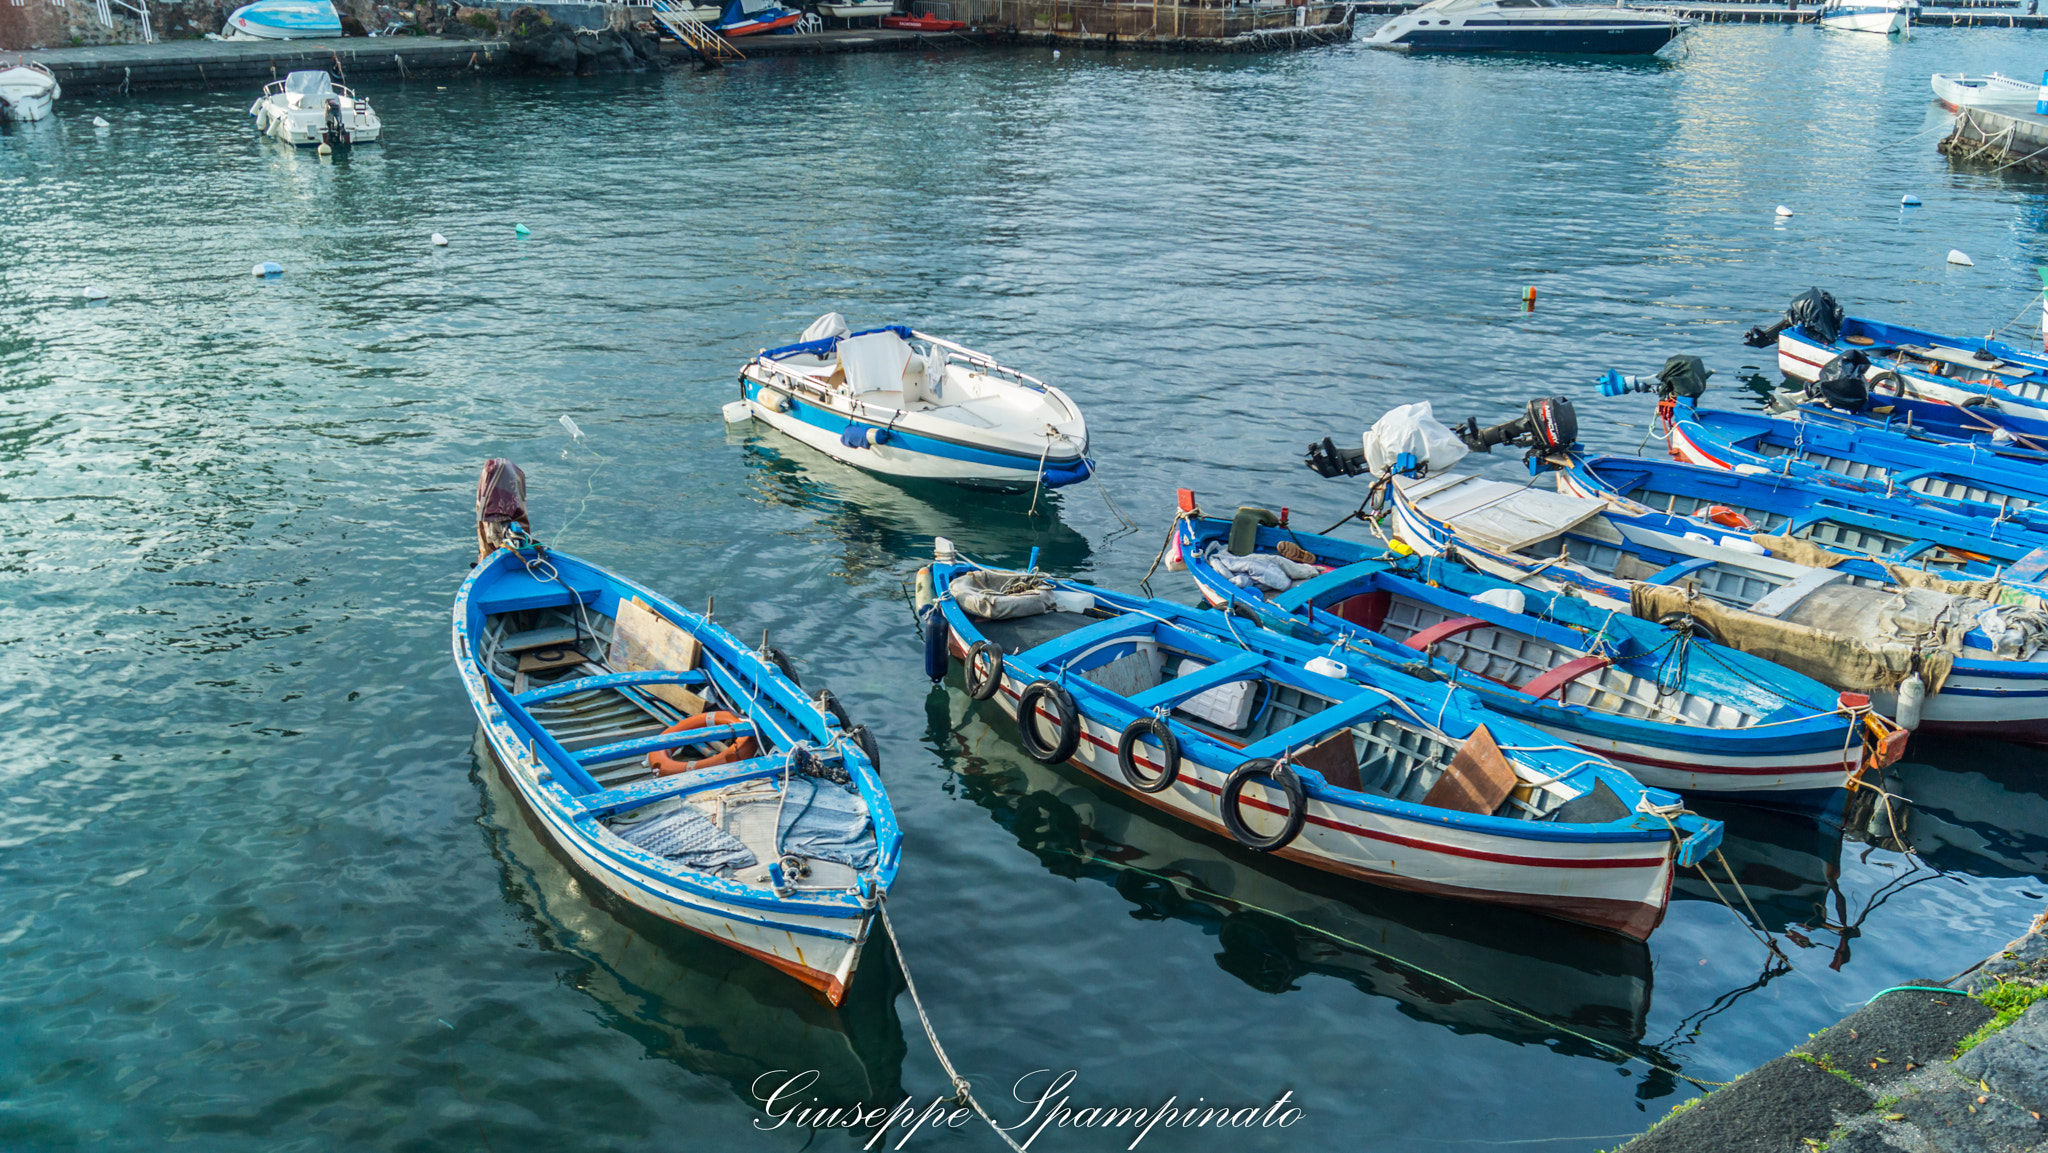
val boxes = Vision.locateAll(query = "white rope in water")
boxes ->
[877,902,1029,1153]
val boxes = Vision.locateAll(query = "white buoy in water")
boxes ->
[721,399,754,424]
[1775,205,1793,217]
[431,232,447,247]
[1948,249,1975,266]
[92,115,109,128]
[1901,194,1922,205]
[83,285,109,300]
[559,414,583,441]
[1052,48,1060,58]
[252,261,283,278]
[317,141,332,155]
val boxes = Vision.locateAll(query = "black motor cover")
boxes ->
[1655,355,1712,400]
[1808,351,1870,412]
[1524,396,1577,453]
[1784,287,1844,345]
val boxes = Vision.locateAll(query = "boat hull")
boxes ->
[720,10,803,34]
[225,0,344,38]
[946,630,1679,941]
[1820,6,1908,33]
[0,66,59,122]
[821,1,895,15]
[1931,72,2039,112]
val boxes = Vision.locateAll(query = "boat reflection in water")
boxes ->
[923,684,1657,1056]
[473,735,907,1109]
[1674,801,1843,934]
[1866,739,2048,880]
[731,426,1094,573]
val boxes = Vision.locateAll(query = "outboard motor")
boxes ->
[321,94,350,149]
[1743,287,1844,348]
[475,458,529,562]
[1453,396,1579,459]
[1806,351,1870,412]
[1304,436,1369,478]
[1597,355,1713,401]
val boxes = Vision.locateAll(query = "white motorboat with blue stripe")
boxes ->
[454,460,899,1005]
[730,314,1092,491]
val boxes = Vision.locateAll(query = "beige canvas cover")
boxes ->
[1631,583,1953,695]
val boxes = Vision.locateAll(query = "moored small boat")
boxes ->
[224,0,343,39]
[920,544,1723,941]
[880,12,967,29]
[730,313,1092,490]
[715,0,803,35]
[1819,0,1909,34]
[1170,493,1896,811]
[1364,0,1689,54]
[453,460,898,1005]
[820,0,897,18]
[248,71,382,148]
[1932,72,2039,112]
[0,62,60,123]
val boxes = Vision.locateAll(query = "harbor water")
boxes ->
[9,23,2048,1151]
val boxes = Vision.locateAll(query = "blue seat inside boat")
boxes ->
[473,570,602,617]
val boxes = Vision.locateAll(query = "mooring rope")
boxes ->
[877,901,1030,1153]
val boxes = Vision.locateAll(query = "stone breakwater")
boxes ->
[1621,912,2048,1153]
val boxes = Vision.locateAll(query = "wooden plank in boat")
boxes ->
[1400,476,1609,554]
[611,598,706,715]
[2006,546,2048,584]
[1294,729,1361,792]
[1421,725,1517,816]
[500,625,581,654]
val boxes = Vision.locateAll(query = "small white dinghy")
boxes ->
[248,71,381,148]
[1819,0,1909,34]
[1931,72,2039,111]
[0,62,60,123]
[730,314,1093,490]
[818,0,895,16]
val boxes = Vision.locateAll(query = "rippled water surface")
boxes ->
[9,23,2048,1152]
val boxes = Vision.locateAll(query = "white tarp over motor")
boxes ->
[837,330,913,394]
[802,312,850,343]
[1363,401,1470,477]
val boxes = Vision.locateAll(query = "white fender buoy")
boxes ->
[1947,249,1975,266]
[721,400,753,424]
[1896,671,1926,731]
[252,261,283,278]
[92,115,109,127]
[430,232,447,247]
[1775,205,1793,217]
[913,565,935,611]
[1052,48,1060,58]
[1901,194,1922,206]
[317,141,332,156]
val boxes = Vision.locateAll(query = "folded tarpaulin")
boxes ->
[1201,541,1321,592]
[612,804,758,870]
[777,775,877,870]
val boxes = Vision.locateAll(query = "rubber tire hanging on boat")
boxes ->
[964,640,1005,701]
[848,723,882,773]
[1869,369,1907,396]
[1116,716,1180,793]
[765,645,801,687]
[921,606,950,682]
[815,689,853,731]
[1219,758,1307,853]
[1016,680,1081,764]
[1656,612,1720,647]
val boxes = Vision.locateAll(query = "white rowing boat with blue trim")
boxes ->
[917,544,1722,941]
[454,460,898,1005]
[728,314,1093,491]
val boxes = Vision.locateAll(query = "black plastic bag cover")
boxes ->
[1657,355,1712,400]
[476,458,528,525]
[1786,287,1844,345]
[1810,351,1870,412]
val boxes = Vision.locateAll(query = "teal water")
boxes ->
[8,23,2048,1151]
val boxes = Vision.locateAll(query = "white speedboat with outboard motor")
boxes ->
[0,62,60,123]
[249,71,381,148]
[729,314,1093,490]
[1366,0,1689,54]
[225,0,343,38]
[1820,0,1909,34]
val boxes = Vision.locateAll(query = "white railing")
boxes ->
[650,0,745,58]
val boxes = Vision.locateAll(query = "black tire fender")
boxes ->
[1016,680,1081,765]
[1219,758,1307,853]
[765,645,801,688]
[848,723,881,774]
[964,640,1005,702]
[814,689,853,731]
[1117,716,1180,793]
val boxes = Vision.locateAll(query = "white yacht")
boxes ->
[1366,0,1689,53]
[1819,0,1910,34]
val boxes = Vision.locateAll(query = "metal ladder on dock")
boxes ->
[650,0,744,62]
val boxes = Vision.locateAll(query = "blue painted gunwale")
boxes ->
[1560,452,2048,579]
[1791,392,2048,451]
[1669,399,2048,529]
[1787,315,2048,415]
[739,376,1094,486]
[454,544,901,935]
[1389,484,2048,694]
[932,559,1723,857]
[1171,516,1852,766]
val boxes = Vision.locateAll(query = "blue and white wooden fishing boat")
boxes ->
[728,314,1092,491]
[454,460,898,1005]
[1554,451,2048,585]
[1167,494,1895,810]
[1661,396,2048,530]
[224,0,343,39]
[1386,470,2048,743]
[1774,387,2048,455]
[1747,288,2048,418]
[919,544,1723,941]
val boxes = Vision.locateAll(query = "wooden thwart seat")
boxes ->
[1403,616,1490,651]
[1519,655,1613,702]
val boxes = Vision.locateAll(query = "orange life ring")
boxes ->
[648,711,759,777]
